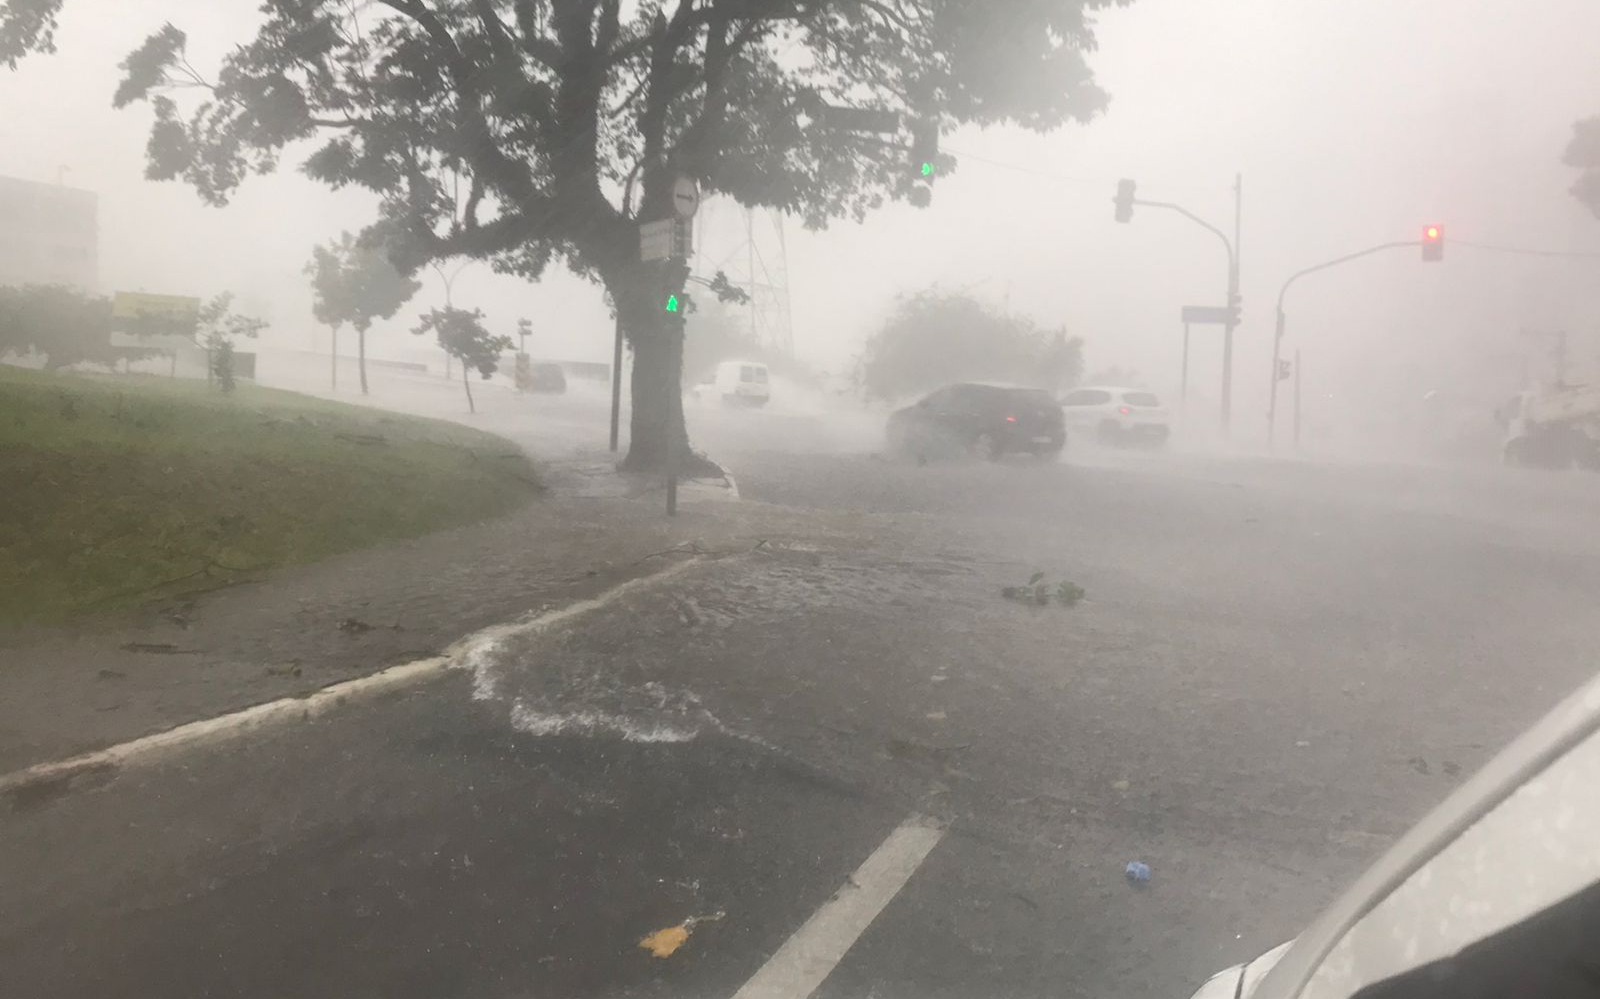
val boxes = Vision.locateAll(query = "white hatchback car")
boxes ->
[1059,385,1171,447]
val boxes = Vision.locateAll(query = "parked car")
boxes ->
[1187,667,1600,999]
[1059,385,1170,446]
[694,360,770,407]
[887,383,1065,461]
[528,361,567,393]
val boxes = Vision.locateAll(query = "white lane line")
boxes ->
[731,814,946,999]
[0,558,704,797]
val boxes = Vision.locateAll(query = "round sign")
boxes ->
[672,175,700,219]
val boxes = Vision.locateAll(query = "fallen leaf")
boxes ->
[639,924,690,958]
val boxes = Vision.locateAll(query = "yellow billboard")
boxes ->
[112,291,200,322]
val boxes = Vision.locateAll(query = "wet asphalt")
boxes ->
[5,390,1600,998]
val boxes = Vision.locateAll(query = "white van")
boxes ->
[696,360,770,407]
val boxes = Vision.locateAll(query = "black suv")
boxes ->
[887,383,1066,461]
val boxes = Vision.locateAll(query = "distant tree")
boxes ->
[98,1,1124,473]
[1563,115,1600,217]
[412,306,513,414]
[194,293,267,394]
[0,284,116,369]
[305,232,423,395]
[305,241,352,390]
[859,290,1082,401]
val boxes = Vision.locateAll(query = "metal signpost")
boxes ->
[1178,304,1240,410]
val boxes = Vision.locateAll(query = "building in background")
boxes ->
[0,174,99,290]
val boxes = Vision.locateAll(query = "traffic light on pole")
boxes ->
[1421,224,1444,262]
[1114,179,1136,223]
[910,120,938,179]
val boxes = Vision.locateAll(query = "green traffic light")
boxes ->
[665,295,680,313]
[920,162,934,178]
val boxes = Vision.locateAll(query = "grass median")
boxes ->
[1,365,541,626]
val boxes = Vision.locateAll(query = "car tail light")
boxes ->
[1005,415,1018,423]
[1118,406,1131,415]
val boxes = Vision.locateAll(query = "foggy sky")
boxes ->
[4,0,1599,443]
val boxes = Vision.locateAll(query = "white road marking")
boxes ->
[730,814,946,999]
[0,558,704,797]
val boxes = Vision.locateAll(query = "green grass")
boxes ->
[1,365,541,626]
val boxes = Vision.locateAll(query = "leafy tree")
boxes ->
[100,0,1124,470]
[1563,115,1600,217]
[305,231,424,394]
[194,293,267,394]
[0,284,117,369]
[412,306,514,413]
[859,290,1082,400]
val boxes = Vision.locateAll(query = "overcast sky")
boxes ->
[4,0,1599,437]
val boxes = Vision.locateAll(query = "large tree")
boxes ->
[11,0,1124,470]
[306,231,424,394]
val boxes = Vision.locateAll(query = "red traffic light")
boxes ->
[1422,224,1444,262]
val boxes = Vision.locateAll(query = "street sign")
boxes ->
[640,219,675,261]
[640,218,693,262]
[672,175,700,219]
[1181,304,1240,326]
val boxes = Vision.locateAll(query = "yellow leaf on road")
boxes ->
[639,924,691,958]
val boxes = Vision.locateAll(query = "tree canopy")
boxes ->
[306,231,424,392]
[859,289,1082,400]
[413,305,513,412]
[0,284,117,370]
[0,0,63,68]
[1563,115,1600,217]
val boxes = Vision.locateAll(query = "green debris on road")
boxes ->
[1001,572,1086,608]
[0,366,541,627]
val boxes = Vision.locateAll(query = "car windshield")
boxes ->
[3,5,1597,999]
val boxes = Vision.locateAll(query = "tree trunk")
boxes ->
[620,308,690,472]
[357,327,369,395]
[611,263,717,476]
[330,325,338,390]
[461,356,475,413]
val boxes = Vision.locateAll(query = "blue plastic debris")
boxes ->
[1124,861,1151,884]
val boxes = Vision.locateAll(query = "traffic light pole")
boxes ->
[1268,240,1418,447]
[1131,190,1240,433]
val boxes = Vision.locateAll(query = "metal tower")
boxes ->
[696,199,795,358]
